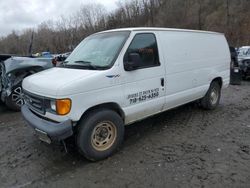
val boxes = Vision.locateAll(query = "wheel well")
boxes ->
[10,69,40,87]
[212,77,222,88]
[81,103,125,122]
[12,67,42,80]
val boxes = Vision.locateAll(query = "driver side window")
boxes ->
[124,33,160,69]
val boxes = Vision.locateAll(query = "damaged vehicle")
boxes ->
[0,55,54,110]
[237,46,250,79]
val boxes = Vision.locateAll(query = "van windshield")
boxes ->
[64,31,130,70]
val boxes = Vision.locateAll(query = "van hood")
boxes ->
[22,67,98,97]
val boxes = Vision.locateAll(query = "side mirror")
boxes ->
[124,53,142,71]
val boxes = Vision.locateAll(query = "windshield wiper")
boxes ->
[62,61,106,70]
[74,60,92,64]
[73,61,100,70]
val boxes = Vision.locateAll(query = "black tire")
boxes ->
[77,109,124,161]
[242,74,247,80]
[5,84,24,111]
[0,98,4,105]
[200,81,221,110]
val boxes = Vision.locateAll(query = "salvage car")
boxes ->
[0,55,54,110]
[237,46,250,79]
[237,46,250,62]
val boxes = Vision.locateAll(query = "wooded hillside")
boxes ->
[0,0,249,55]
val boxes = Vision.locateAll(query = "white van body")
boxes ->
[21,28,230,160]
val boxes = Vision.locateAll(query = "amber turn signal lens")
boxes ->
[56,99,71,115]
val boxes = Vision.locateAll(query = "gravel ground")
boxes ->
[0,81,250,188]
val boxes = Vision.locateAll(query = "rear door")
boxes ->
[121,32,166,124]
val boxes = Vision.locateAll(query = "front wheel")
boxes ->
[200,81,221,110]
[5,84,24,111]
[77,109,124,161]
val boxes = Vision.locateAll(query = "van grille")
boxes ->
[24,92,45,115]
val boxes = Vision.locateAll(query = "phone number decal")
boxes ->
[127,88,159,104]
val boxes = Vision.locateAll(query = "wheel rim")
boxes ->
[11,87,24,107]
[91,121,117,151]
[210,88,219,105]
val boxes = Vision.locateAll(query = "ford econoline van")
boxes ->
[21,28,230,161]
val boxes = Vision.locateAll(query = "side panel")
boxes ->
[158,31,230,110]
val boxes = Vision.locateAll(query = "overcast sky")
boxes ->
[0,0,118,37]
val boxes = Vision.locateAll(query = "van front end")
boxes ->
[20,66,103,144]
[20,63,126,161]
[21,91,74,144]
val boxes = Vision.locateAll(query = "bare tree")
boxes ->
[0,0,250,54]
[198,0,202,30]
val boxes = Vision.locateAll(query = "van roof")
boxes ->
[98,27,223,35]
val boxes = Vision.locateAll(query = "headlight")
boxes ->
[50,98,71,115]
[50,100,56,111]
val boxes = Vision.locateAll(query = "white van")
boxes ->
[21,28,230,161]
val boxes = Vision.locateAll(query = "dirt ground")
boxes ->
[0,81,250,188]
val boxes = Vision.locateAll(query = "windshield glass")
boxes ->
[64,31,130,70]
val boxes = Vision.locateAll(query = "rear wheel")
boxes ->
[200,81,221,110]
[5,84,24,111]
[77,109,124,161]
[242,73,247,80]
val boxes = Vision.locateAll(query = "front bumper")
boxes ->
[21,105,74,142]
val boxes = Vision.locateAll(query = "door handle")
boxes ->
[161,78,165,87]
